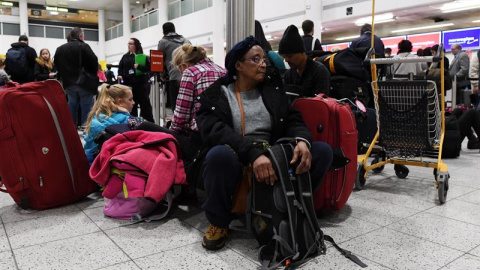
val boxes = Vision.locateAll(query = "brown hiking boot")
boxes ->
[202,224,228,250]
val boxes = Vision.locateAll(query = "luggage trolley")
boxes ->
[356,40,449,203]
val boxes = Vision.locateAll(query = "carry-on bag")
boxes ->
[293,95,358,211]
[330,75,371,107]
[0,80,98,209]
[251,142,366,269]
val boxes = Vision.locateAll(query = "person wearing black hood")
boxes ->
[5,35,37,84]
[279,25,330,97]
[157,22,190,111]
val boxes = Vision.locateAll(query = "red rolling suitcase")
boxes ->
[293,94,357,211]
[0,80,97,210]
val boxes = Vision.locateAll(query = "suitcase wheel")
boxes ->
[355,165,366,190]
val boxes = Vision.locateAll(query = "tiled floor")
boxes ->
[0,142,479,270]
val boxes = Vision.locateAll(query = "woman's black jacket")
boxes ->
[196,78,312,165]
[118,52,150,85]
[34,62,56,81]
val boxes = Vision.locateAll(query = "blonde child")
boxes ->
[83,83,142,164]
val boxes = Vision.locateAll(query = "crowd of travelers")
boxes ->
[1,19,480,252]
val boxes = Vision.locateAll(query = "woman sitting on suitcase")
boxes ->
[83,84,144,164]
[195,36,333,251]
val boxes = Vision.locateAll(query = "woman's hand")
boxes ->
[290,141,311,175]
[134,63,139,69]
[48,72,55,78]
[117,75,123,83]
[253,155,277,186]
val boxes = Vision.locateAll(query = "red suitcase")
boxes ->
[293,94,357,211]
[0,80,97,210]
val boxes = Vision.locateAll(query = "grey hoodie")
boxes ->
[157,33,190,81]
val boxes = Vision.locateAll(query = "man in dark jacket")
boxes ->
[157,22,190,110]
[5,35,37,84]
[279,25,330,97]
[302,20,323,56]
[54,27,98,128]
[350,24,385,57]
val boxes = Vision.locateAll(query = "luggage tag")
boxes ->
[128,69,135,75]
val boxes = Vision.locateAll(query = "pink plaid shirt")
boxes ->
[170,58,226,134]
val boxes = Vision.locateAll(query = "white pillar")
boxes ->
[157,0,168,26]
[19,0,28,36]
[98,10,106,62]
[212,0,225,67]
[305,0,322,43]
[226,0,254,51]
[122,0,131,41]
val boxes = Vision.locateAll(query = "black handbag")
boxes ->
[76,43,99,95]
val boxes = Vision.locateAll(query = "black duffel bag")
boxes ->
[317,48,370,82]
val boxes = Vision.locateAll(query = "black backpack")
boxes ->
[5,47,28,77]
[442,116,462,159]
[250,142,366,269]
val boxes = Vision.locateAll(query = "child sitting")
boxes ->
[83,83,143,164]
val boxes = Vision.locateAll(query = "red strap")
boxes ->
[235,82,246,136]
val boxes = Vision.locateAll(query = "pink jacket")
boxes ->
[89,130,187,202]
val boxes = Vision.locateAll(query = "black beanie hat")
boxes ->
[278,25,305,55]
[224,36,261,83]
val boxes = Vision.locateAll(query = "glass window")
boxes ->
[84,30,98,41]
[194,0,208,11]
[168,1,180,20]
[132,19,140,32]
[149,10,158,27]
[118,24,123,38]
[46,26,63,39]
[29,25,44,37]
[106,29,112,41]
[64,28,72,39]
[3,23,20,36]
[181,0,194,16]
[140,15,148,30]
[112,27,118,39]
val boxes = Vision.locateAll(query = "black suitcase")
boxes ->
[330,75,371,107]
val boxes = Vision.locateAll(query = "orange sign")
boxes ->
[150,50,164,73]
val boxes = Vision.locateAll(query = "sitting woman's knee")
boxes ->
[205,145,238,168]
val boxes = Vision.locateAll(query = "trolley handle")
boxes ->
[364,44,444,65]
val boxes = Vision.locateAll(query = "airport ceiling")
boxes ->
[26,1,480,45]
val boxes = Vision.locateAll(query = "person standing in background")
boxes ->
[34,48,57,81]
[449,44,471,104]
[157,22,190,111]
[54,27,98,129]
[105,64,116,84]
[469,50,479,108]
[301,19,323,55]
[5,35,37,84]
[117,38,154,122]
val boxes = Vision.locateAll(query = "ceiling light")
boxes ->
[473,20,480,23]
[355,13,394,26]
[136,1,140,3]
[335,35,358,41]
[50,11,59,15]
[391,23,454,33]
[441,0,480,13]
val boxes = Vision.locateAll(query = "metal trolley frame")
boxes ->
[356,7,449,203]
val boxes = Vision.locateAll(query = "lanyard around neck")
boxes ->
[235,82,246,136]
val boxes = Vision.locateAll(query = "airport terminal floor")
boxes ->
[0,138,478,269]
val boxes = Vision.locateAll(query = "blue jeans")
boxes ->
[65,85,94,126]
[202,142,333,228]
